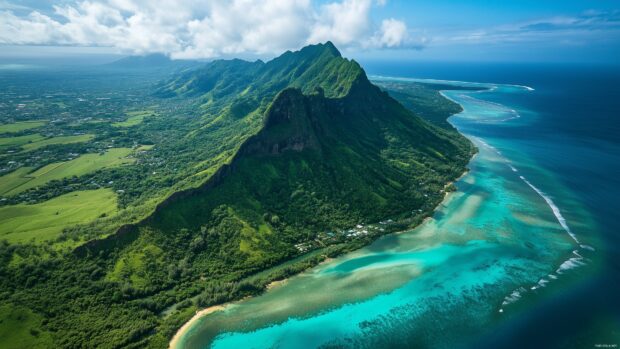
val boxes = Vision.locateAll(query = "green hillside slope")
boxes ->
[0,43,475,349]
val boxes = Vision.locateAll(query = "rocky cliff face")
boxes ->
[241,88,322,156]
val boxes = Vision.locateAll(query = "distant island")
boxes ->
[0,42,477,348]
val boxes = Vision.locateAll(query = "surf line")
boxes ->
[518,175,579,244]
[474,136,578,244]
[445,92,575,244]
[442,87,589,313]
[475,139,592,311]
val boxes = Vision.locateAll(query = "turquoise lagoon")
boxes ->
[178,79,602,349]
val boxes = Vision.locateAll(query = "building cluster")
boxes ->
[294,221,392,253]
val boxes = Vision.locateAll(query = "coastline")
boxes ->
[169,305,226,349]
[169,276,300,349]
[168,85,477,349]
[168,167,472,349]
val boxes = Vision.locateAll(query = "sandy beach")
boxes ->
[169,305,226,349]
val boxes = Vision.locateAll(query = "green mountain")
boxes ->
[104,41,474,280]
[158,41,356,98]
[145,59,473,261]
[0,42,474,349]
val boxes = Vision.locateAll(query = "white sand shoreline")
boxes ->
[168,305,226,349]
[169,277,293,349]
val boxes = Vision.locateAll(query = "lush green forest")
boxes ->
[0,43,476,348]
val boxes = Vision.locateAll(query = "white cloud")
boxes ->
[308,0,373,46]
[174,1,315,59]
[376,18,407,47]
[0,0,420,59]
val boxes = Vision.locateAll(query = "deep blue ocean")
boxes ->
[364,61,620,347]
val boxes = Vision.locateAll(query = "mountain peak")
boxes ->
[160,41,358,99]
[322,41,340,56]
[297,41,341,59]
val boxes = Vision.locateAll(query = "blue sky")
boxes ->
[360,0,620,63]
[1,0,619,64]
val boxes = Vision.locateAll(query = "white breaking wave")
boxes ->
[509,84,535,91]
[518,175,580,244]
[556,250,587,274]
[501,287,526,306]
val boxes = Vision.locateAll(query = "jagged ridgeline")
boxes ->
[115,42,474,270]
[156,41,357,100]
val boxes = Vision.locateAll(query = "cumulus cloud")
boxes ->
[376,18,408,47]
[0,0,420,59]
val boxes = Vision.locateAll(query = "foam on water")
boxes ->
[518,175,579,244]
[502,287,527,306]
[555,250,588,275]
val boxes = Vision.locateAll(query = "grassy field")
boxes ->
[0,167,34,196]
[0,121,46,134]
[112,110,155,127]
[0,304,54,349]
[0,133,93,151]
[0,188,118,243]
[21,134,95,151]
[1,148,135,196]
[0,134,45,148]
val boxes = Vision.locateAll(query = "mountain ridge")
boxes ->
[22,42,476,349]
[137,43,473,259]
[80,42,473,258]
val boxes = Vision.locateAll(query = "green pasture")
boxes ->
[21,134,95,151]
[0,148,134,196]
[112,110,155,127]
[0,121,46,134]
[0,188,118,243]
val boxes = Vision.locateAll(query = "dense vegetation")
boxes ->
[0,43,476,348]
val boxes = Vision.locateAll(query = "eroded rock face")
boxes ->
[242,88,323,156]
